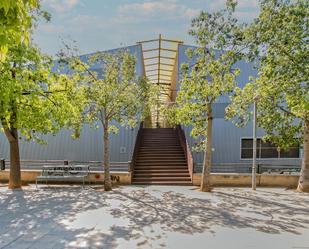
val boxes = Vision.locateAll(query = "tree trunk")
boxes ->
[103,121,112,191]
[201,103,213,192]
[297,121,309,192]
[4,128,21,189]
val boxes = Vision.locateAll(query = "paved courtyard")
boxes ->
[0,184,309,249]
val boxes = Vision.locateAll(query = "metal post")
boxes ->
[0,159,5,170]
[157,34,162,128]
[252,100,257,190]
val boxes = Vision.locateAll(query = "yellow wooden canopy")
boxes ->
[137,35,183,127]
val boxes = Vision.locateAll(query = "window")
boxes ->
[241,138,299,159]
[260,140,278,158]
[241,139,260,159]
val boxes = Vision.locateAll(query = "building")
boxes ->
[0,36,301,183]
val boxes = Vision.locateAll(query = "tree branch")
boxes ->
[276,104,298,118]
[0,119,16,142]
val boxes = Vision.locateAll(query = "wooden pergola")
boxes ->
[137,35,183,127]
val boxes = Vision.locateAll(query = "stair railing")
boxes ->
[129,122,144,173]
[176,125,194,180]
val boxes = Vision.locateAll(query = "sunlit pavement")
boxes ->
[0,184,309,249]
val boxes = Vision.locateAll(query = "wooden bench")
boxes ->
[36,165,90,187]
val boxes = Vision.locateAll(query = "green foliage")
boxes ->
[170,0,242,150]
[0,0,44,60]
[62,50,150,132]
[137,76,160,123]
[226,0,309,149]
[0,43,85,142]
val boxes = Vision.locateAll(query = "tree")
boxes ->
[65,50,148,191]
[0,0,48,61]
[0,44,84,189]
[226,0,309,191]
[170,0,243,192]
[138,76,160,128]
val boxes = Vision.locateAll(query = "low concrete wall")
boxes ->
[0,170,131,185]
[0,170,299,188]
[193,173,299,188]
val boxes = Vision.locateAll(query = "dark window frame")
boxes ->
[240,138,300,159]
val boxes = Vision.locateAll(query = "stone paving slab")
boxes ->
[0,184,309,249]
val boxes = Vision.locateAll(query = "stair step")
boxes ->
[137,155,186,157]
[143,134,176,135]
[133,177,191,182]
[143,139,180,144]
[133,181,192,186]
[134,173,190,178]
[137,154,184,157]
[143,129,174,131]
[143,137,178,139]
[143,134,177,136]
[135,165,187,168]
[134,169,189,173]
[138,150,183,153]
[136,160,187,164]
[142,144,180,146]
[137,154,185,156]
[136,161,187,164]
[134,164,187,167]
[142,138,178,140]
[134,167,188,170]
[142,141,180,143]
[139,147,183,150]
[140,144,181,146]
[136,157,186,160]
[143,139,177,141]
[138,151,184,153]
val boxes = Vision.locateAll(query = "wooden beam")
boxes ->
[161,38,183,43]
[143,48,159,52]
[147,74,159,77]
[159,69,173,73]
[144,63,159,67]
[160,63,174,66]
[146,68,159,73]
[137,38,159,44]
[144,56,159,60]
[161,48,177,52]
[158,81,172,84]
[160,56,175,60]
[159,74,172,78]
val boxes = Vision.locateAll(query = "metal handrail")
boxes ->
[129,122,144,173]
[176,125,194,180]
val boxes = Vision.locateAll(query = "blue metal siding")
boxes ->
[0,45,143,163]
[0,124,138,162]
[183,119,301,170]
[178,44,300,170]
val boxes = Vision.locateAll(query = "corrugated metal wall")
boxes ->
[0,123,138,162]
[178,44,301,171]
[0,45,143,163]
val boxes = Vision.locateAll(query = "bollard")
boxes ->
[0,159,5,170]
[64,160,69,165]
[257,164,261,174]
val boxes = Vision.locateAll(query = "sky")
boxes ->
[33,0,260,56]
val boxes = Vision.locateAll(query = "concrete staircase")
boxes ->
[132,128,192,185]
